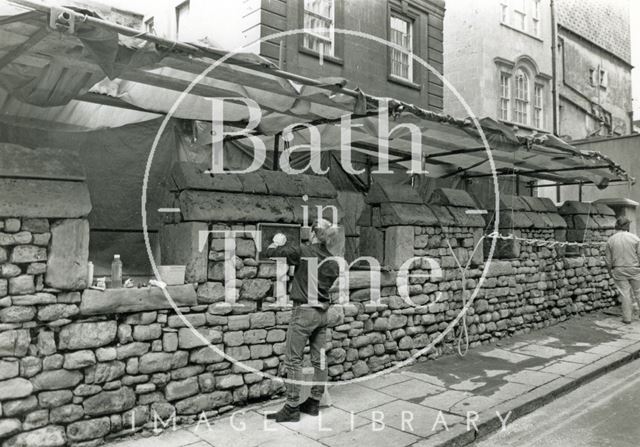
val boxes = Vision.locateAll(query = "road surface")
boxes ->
[477,357,640,447]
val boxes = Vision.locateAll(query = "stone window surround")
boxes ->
[494,56,552,131]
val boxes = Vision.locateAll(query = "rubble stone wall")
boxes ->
[0,167,621,447]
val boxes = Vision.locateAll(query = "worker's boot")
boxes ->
[266,404,300,422]
[299,397,320,416]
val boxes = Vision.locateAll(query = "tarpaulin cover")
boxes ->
[0,1,631,188]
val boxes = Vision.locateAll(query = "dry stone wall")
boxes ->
[0,166,622,447]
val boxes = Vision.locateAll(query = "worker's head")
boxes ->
[615,217,631,231]
[311,218,340,245]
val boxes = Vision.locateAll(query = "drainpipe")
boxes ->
[550,0,559,135]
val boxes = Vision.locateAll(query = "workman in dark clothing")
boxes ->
[264,218,340,422]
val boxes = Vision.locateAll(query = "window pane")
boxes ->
[390,15,413,81]
[303,0,334,55]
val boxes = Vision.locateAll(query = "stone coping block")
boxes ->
[559,200,593,215]
[366,182,423,205]
[179,190,295,223]
[0,178,91,219]
[592,202,616,216]
[480,193,529,212]
[170,162,337,198]
[79,285,197,315]
[427,205,456,226]
[572,214,601,230]
[287,196,344,223]
[444,206,485,227]
[520,196,558,213]
[487,210,534,229]
[380,203,439,227]
[593,215,616,229]
[429,188,478,208]
[547,212,568,228]
[524,211,552,228]
[0,144,85,181]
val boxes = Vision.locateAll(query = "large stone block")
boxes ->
[384,226,414,269]
[0,178,91,219]
[159,222,208,283]
[359,227,384,260]
[445,206,486,227]
[559,200,592,215]
[366,183,423,205]
[58,321,116,350]
[380,203,438,227]
[45,219,89,290]
[82,387,135,416]
[170,162,243,193]
[179,190,295,223]
[520,196,557,213]
[429,188,478,208]
[80,285,197,315]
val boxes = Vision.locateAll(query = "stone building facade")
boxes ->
[556,0,633,139]
[444,0,632,140]
[444,0,554,133]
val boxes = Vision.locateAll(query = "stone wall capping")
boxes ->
[79,285,197,315]
[380,203,439,227]
[428,188,479,208]
[366,183,423,205]
[520,196,558,213]
[547,213,569,228]
[170,162,337,198]
[559,200,594,215]
[171,162,244,193]
[591,202,616,216]
[427,204,456,226]
[444,206,486,227]
[179,190,296,223]
[0,178,91,219]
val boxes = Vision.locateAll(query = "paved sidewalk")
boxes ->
[108,312,640,447]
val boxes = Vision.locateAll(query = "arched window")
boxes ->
[513,69,529,125]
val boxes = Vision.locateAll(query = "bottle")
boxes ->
[111,254,123,289]
[86,261,94,287]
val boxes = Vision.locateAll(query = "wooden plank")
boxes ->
[0,143,85,181]
[0,178,91,218]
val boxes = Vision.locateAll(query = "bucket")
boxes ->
[157,265,186,285]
